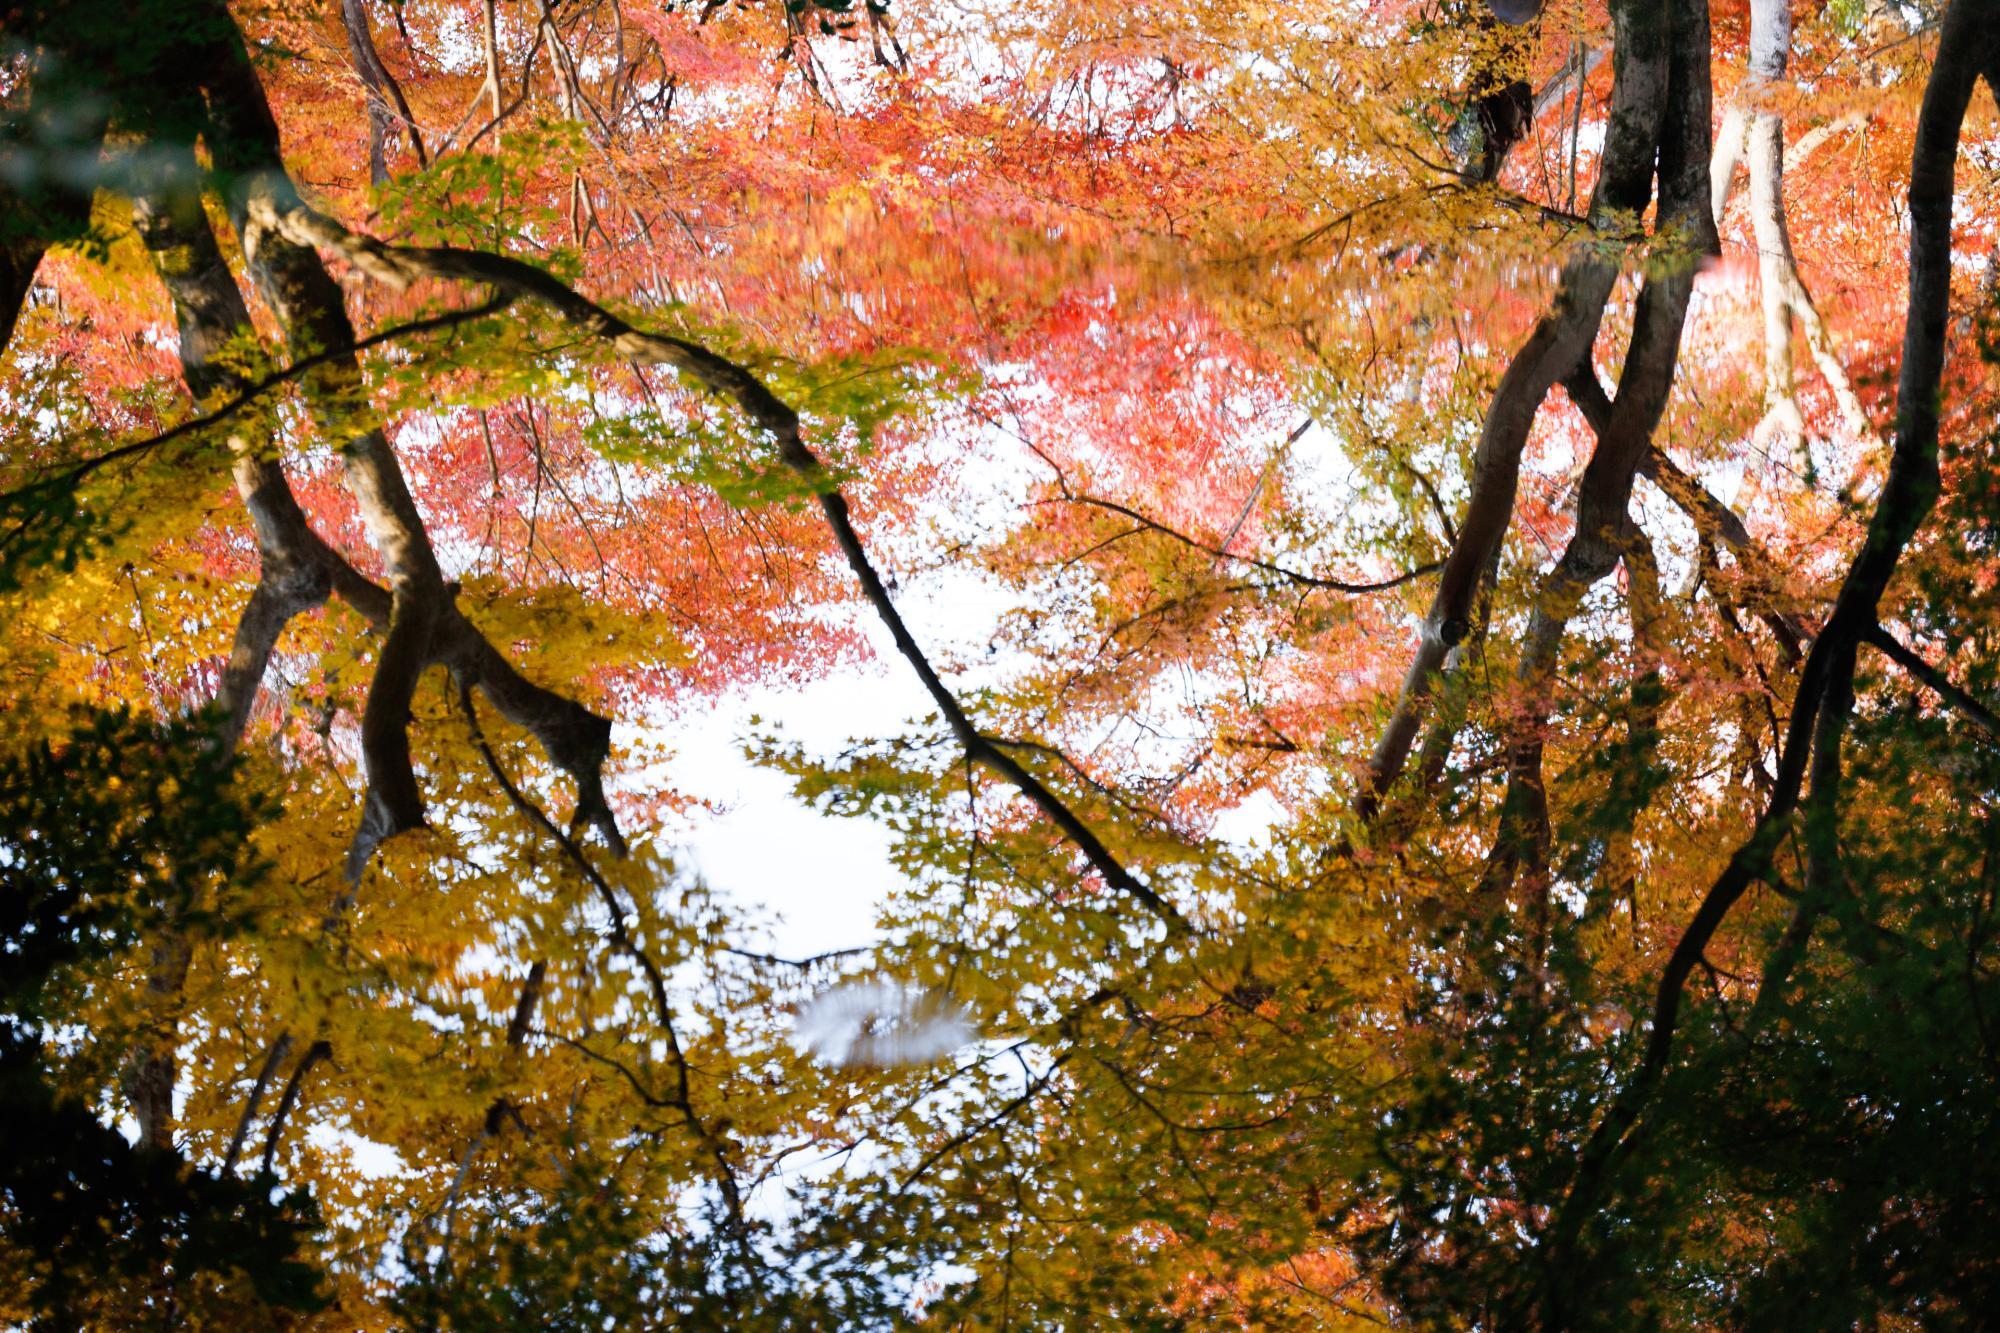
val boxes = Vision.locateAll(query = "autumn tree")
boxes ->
[2,0,1999,1327]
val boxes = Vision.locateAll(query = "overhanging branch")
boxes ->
[247,196,1187,931]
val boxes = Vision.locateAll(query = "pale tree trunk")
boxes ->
[100,4,626,1145]
[130,151,358,751]
[1715,0,1878,460]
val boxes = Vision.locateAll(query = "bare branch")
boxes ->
[1040,491,1443,595]
[260,1039,332,1176]
[223,1032,293,1175]
[1863,626,2000,740]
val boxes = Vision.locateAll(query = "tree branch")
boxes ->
[456,683,746,1229]
[340,0,429,183]
[223,1032,292,1175]
[1479,0,1712,910]
[1040,491,1443,594]
[249,192,1186,930]
[1863,626,2000,739]
[260,1039,332,1176]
